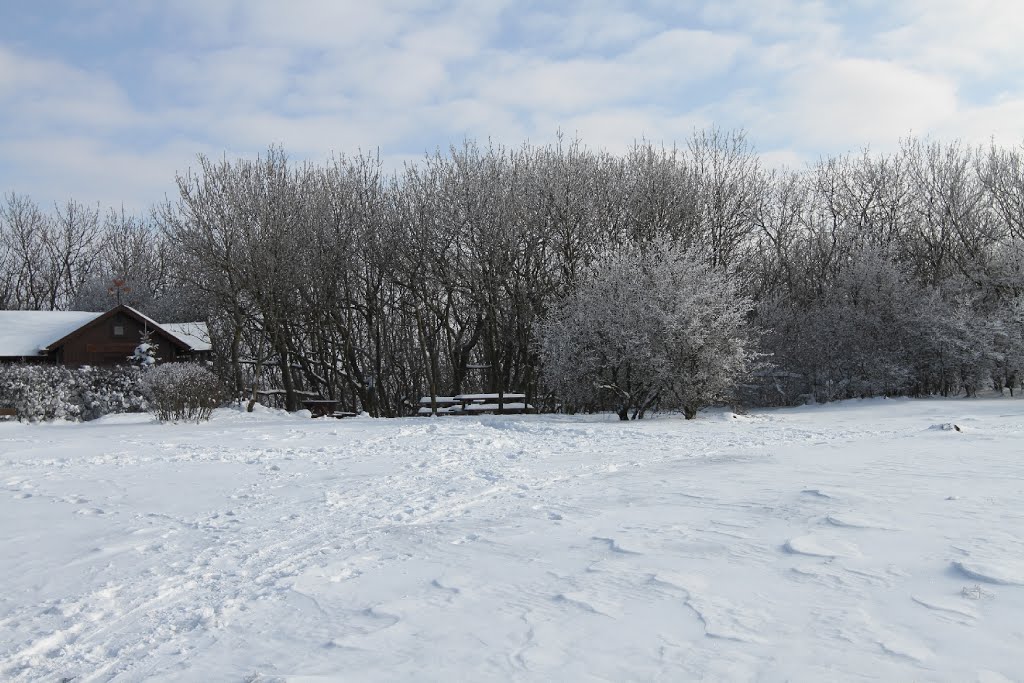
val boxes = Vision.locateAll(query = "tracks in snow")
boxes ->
[2,404,1023,680]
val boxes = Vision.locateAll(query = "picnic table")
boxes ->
[418,393,532,416]
[301,399,357,419]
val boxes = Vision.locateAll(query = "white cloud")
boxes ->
[700,0,838,40]
[934,97,1024,146]
[201,111,417,158]
[151,46,296,108]
[537,107,711,155]
[422,98,531,145]
[772,57,959,150]
[472,29,747,114]
[518,7,660,53]
[757,147,811,172]
[3,1,1024,210]
[183,0,415,50]
[873,0,1024,77]
[0,46,139,131]
[2,135,212,211]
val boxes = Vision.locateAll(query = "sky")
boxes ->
[1,0,1023,211]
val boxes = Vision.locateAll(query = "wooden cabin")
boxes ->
[0,305,212,366]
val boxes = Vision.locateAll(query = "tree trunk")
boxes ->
[247,355,265,413]
[278,347,299,411]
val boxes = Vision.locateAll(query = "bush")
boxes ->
[80,366,148,419]
[538,242,758,420]
[756,249,995,404]
[141,362,223,421]
[140,363,223,422]
[0,364,146,422]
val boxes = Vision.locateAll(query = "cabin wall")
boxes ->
[58,313,182,367]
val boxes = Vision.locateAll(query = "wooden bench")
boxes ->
[417,396,460,415]
[0,406,17,420]
[298,400,358,419]
[418,393,532,416]
[301,397,346,419]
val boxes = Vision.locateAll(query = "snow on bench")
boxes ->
[418,394,533,416]
[418,396,460,407]
[461,402,531,413]
[453,393,526,402]
[417,405,459,415]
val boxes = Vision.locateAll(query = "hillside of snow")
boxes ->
[2,398,1023,681]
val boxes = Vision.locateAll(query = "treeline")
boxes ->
[0,195,190,321]
[2,130,1024,415]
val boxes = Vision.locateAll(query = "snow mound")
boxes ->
[648,572,768,644]
[826,513,897,530]
[208,404,310,423]
[784,535,861,558]
[89,412,157,425]
[877,632,934,662]
[911,595,978,620]
[928,422,964,432]
[649,571,708,593]
[802,487,860,501]
[707,410,754,422]
[591,536,643,555]
[553,591,621,618]
[953,560,1024,585]
[686,593,770,644]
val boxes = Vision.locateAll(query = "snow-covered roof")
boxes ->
[0,308,213,357]
[161,322,213,352]
[119,307,204,352]
[0,310,105,357]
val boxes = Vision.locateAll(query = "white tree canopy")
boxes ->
[538,242,757,419]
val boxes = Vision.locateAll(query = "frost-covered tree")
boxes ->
[538,242,757,420]
[1,193,52,309]
[758,248,992,402]
[978,295,1024,396]
[72,208,188,320]
[130,328,159,367]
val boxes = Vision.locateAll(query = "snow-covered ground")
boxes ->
[2,398,1023,682]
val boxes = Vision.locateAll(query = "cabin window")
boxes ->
[112,317,126,337]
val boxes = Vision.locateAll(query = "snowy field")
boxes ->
[1,399,1023,682]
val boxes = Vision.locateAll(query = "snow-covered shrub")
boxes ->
[130,329,159,367]
[79,366,148,420]
[989,296,1024,396]
[140,362,223,422]
[756,249,994,403]
[0,364,146,422]
[538,242,758,420]
[0,365,81,421]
